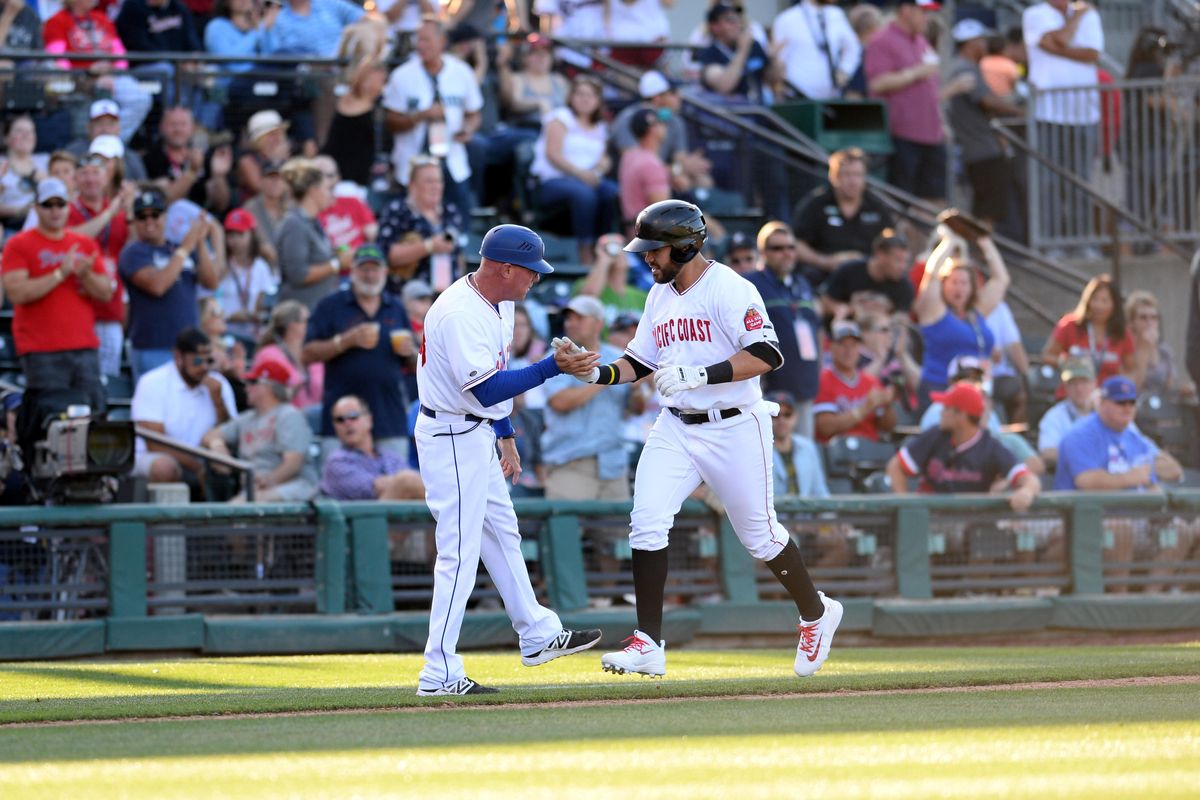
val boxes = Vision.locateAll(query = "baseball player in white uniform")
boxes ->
[559,200,843,678]
[414,224,602,696]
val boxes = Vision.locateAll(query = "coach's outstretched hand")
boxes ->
[553,338,600,380]
[655,365,708,397]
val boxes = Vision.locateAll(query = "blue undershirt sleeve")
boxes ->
[470,354,561,407]
[493,416,515,438]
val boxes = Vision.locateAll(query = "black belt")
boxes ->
[668,407,741,425]
[420,405,492,425]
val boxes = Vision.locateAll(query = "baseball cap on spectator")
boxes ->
[764,390,797,415]
[262,160,283,176]
[931,382,985,418]
[564,295,605,320]
[224,208,256,232]
[402,278,434,302]
[89,99,120,120]
[526,32,552,50]
[248,109,289,143]
[88,134,124,160]
[951,19,995,43]
[353,244,385,267]
[831,320,862,341]
[728,230,754,253]
[36,178,69,204]
[707,2,741,24]
[947,354,987,381]
[611,312,640,331]
[872,228,908,252]
[1060,357,1096,382]
[630,107,661,139]
[1101,376,1138,403]
[639,70,672,99]
[901,0,941,8]
[133,187,167,214]
[243,360,290,385]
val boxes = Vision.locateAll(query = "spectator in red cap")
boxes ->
[201,359,318,502]
[209,208,276,342]
[886,381,1039,511]
[813,320,897,444]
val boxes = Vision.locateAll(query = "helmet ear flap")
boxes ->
[670,243,696,264]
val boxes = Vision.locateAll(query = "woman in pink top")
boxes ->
[254,300,324,415]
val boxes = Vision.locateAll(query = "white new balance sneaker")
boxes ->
[600,630,666,677]
[522,628,603,666]
[794,592,843,677]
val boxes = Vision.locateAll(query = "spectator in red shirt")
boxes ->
[68,150,132,379]
[1042,274,1135,387]
[864,0,946,204]
[313,155,377,254]
[1,178,114,412]
[813,320,898,444]
[43,0,153,144]
[617,108,671,233]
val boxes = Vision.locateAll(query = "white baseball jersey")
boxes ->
[625,261,782,410]
[417,274,515,420]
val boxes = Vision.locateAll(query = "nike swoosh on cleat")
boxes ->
[806,635,823,662]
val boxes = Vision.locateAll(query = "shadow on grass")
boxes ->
[0,684,1198,764]
[0,666,246,693]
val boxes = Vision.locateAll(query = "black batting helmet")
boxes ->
[624,199,707,264]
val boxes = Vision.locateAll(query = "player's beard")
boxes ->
[651,259,681,284]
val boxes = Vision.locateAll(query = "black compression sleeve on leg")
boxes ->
[765,540,824,620]
[631,547,670,642]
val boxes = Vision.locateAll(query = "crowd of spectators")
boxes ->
[0,0,1195,579]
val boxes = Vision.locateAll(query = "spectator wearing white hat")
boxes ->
[65,100,149,182]
[541,294,640,500]
[945,19,1024,230]
[237,109,293,201]
[1,178,114,413]
[773,0,861,101]
[611,71,713,196]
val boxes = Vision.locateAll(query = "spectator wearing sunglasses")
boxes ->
[744,221,822,437]
[767,390,829,499]
[120,187,223,381]
[725,231,757,275]
[319,394,423,500]
[820,229,914,321]
[1053,376,1182,493]
[1,178,113,415]
[131,327,236,493]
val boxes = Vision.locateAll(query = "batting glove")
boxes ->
[655,365,707,397]
[552,336,599,383]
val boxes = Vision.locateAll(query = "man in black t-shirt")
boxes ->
[885,382,1038,510]
[697,2,775,103]
[792,148,894,286]
[821,229,914,319]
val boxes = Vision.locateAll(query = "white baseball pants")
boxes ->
[630,406,790,561]
[415,415,562,688]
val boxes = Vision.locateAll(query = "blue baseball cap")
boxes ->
[479,224,554,274]
[1101,376,1137,402]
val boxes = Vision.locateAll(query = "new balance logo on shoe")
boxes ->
[415,677,500,697]
[521,628,602,667]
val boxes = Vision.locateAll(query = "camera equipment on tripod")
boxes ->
[17,388,135,504]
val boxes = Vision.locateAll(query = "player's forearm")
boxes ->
[726,348,774,381]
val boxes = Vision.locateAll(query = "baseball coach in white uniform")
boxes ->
[414,224,603,696]
[559,200,843,679]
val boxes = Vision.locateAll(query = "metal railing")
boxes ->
[1015,75,1200,254]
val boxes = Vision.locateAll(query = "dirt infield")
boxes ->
[5,674,1197,729]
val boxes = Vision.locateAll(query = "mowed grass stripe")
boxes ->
[1,644,1199,724]
[0,685,1197,799]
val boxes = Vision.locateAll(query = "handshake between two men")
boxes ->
[550,337,706,397]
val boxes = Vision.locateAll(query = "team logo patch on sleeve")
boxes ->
[744,307,764,331]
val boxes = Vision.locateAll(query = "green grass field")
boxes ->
[1,644,1198,799]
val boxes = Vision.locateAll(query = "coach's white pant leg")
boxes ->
[692,410,789,561]
[417,422,490,688]
[479,455,562,655]
[629,414,703,552]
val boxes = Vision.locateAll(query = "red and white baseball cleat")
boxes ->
[600,630,666,677]
[794,592,843,677]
